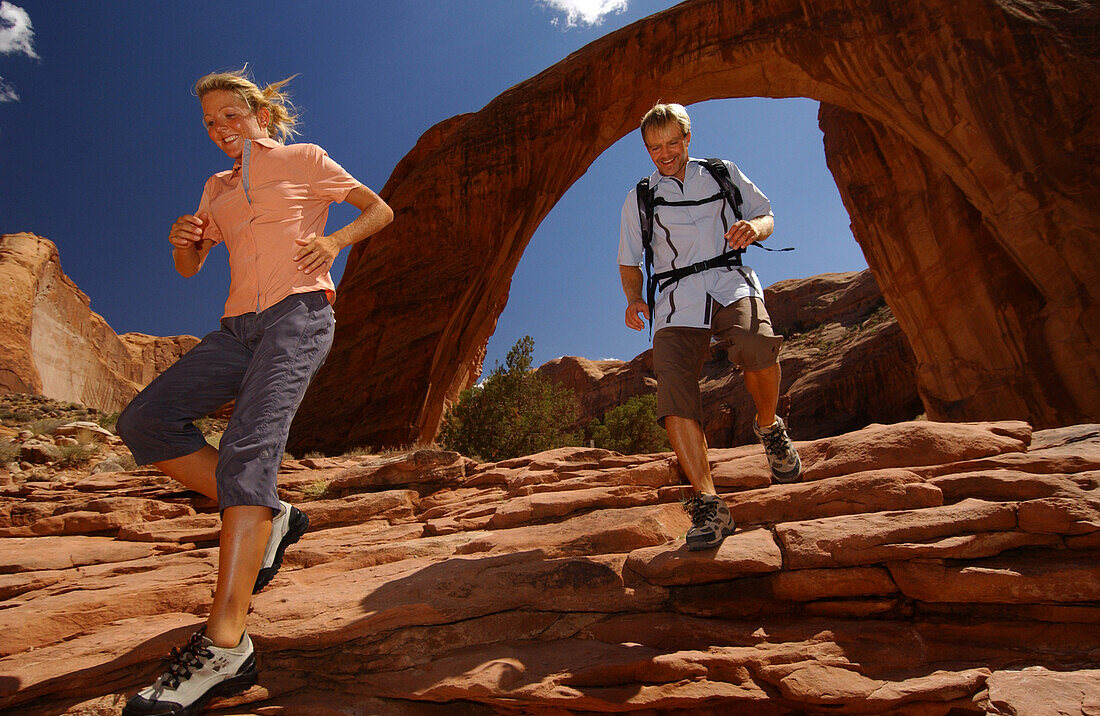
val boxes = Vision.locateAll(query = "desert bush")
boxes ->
[439,336,580,461]
[587,394,670,455]
[27,418,66,437]
[300,479,330,500]
[98,412,120,432]
[0,439,19,464]
[54,443,100,469]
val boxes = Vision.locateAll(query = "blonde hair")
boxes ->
[194,66,300,144]
[640,103,691,141]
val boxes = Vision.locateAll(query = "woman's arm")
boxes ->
[293,185,394,275]
[169,213,216,277]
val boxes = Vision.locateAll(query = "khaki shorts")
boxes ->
[653,296,782,426]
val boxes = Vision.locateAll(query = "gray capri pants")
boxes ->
[117,291,335,511]
[653,296,782,427]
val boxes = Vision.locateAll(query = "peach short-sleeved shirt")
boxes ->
[196,137,362,318]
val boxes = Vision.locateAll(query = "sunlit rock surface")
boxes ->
[3,420,1098,714]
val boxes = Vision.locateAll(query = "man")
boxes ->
[618,103,801,551]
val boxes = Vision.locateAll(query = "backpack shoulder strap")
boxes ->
[636,177,657,336]
[701,158,743,221]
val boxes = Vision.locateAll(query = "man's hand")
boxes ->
[169,214,206,250]
[724,219,760,251]
[293,234,341,275]
[625,299,650,331]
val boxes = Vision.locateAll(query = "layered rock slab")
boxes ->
[1,420,1098,714]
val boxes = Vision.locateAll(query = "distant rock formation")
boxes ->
[540,270,922,447]
[0,233,198,412]
[3,419,1098,713]
[289,0,1100,454]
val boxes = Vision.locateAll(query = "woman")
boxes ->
[118,67,393,716]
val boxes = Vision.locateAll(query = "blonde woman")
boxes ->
[118,68,392,715]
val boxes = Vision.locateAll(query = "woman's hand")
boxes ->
[293,234,341,275]
[169,214,206,249]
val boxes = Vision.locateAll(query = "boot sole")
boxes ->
[122,655,259,716]
[771,459,803,484]
[253,508,309,594]
[686,523,736,551]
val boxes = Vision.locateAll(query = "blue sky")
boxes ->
[1,1,866,378]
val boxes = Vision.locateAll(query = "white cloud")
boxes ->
[0,1,38,58]
[0,76,18,101]
[539,0,628,28]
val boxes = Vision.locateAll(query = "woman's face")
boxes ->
[201,89,269,160]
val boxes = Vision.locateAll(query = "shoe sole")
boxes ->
[771,458,803,484]
[685,522,736,551]
[253,507,309,594]
[122,656,259,716]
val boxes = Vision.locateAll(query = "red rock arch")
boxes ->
[288,0,1099,453]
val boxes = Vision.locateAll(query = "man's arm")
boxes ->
[293,185,394,274]
[724,214,774,251]
[620,264,650,331]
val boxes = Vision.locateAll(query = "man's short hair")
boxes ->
[640,103,691,140]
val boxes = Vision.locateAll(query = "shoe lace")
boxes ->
[685,496,718,528]
[760,424,791,459]
[160,628,214,689]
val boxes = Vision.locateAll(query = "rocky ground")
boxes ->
[0,402,1097,714]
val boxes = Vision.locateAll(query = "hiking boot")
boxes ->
[123,627,258,716]
[754,416,801,484]
[253,500,309,594]
[683,493,735,551]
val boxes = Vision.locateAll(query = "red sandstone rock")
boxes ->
[1,420,1098,714]
[0,233,199,411]
[981,667,1100,716]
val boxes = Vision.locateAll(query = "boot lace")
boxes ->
[160,628,214,689]
[684,495,718,528]
[760,424,791,459]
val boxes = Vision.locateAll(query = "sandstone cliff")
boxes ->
[540,270,922,447]
[289,0,1100,453]
[2,419,1098,714]
[0,233,199,412]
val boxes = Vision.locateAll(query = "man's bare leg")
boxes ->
[743,362,780,428]
[665,415,715,494]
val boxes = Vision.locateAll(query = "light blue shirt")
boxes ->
[618,158,773,334]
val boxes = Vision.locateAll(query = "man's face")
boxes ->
[644,123,691,182]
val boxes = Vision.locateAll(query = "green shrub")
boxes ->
[54,443,100,469]
[0,439,19,464]
[439,336,580,461]
[587,394,670,455]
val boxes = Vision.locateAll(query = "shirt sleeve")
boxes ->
[724,160,773,220]
[195,175,224,246]
[618,187,644,267]
[307,144,363,203]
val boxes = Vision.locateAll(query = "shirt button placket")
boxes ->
[242,140,262,314]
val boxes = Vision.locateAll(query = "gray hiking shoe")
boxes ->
[754,416,802,483]
[684,493,735,551]
[123,627,257,716]
[253,500,309,594]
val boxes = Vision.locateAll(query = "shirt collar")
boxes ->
[230,137,283,173]
[649,157,702,186]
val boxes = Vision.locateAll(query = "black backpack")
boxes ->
[635,158,788,333]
